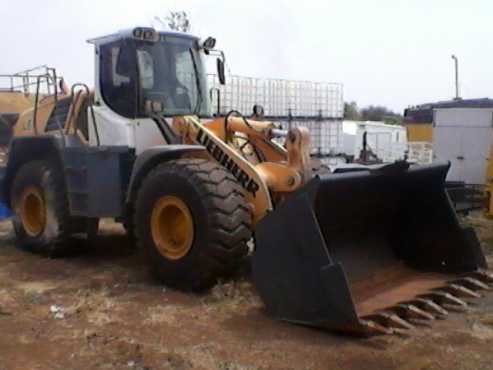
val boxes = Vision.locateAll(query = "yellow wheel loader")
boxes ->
[0,27,490,335]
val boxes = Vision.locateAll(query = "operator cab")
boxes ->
[88,27,223,119]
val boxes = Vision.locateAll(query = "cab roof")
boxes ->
[87,27,199,46]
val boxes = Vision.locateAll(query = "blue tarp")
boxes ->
[0,202,12,220]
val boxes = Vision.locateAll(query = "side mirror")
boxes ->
[201,37,216,51]
[217,58,226,85]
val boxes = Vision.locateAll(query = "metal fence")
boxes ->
[208,75,344,156]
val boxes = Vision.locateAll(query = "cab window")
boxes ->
[137,50,154,90]
[99,41,137,118]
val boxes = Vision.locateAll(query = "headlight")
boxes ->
[133,27,159,42]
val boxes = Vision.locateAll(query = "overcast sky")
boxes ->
[1,0,491,112]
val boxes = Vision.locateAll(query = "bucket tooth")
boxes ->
[470,270,493,284]
[394,304,435,320]
[408,318,433,327]
[444,284,481,298]
[442,303,468,313]
[358,320,394,336]
[365,311,415,331]
[453,277,491,291]
[421,291,468,307]
[410,298,448,318]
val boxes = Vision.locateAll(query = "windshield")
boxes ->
[135,36,210,117]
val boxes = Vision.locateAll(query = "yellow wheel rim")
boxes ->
[20,186,46,237]
[151,195,194,260]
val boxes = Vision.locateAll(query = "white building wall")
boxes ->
[433,108,493,184]
[343,120,408,162]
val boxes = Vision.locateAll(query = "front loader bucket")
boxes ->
[251,162,490,335]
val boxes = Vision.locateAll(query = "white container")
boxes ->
[433,108,493,184]
[343,120,408,163]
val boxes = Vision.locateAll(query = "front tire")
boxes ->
[10,160,73,255]
[135,159,252,290]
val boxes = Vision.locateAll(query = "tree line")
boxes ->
[344,102,403,125]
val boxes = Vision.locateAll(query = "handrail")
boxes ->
[32,74,46,135]
[13,65,49,75]
[65,90,82,136]
[31,68,63,138]
[33,75,48,135]
[70,83,100,146]
[0,67,61,94]
[48,68,64,142]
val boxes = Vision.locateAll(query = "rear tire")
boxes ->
[10,160,73,255]
[135,159,252,290]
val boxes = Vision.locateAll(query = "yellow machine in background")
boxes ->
[405,123,433,142]
[0,92,34,113]
[403,104,434,143]
[0,66,60,113]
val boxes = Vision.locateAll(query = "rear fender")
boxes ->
[1,136,63,205]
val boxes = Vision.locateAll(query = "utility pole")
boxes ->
[451,55,460,100]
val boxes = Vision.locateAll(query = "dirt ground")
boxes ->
[2,215,493,370]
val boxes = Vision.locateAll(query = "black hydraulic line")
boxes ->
[224,110,267,162]
[224,110,260,139]
[151,116,179,144]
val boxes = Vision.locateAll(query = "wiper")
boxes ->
[189,48,203,115]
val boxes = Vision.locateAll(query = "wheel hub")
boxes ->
[20,186,46,237]
[151,195,194,260]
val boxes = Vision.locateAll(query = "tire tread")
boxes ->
[134,158,252,290]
